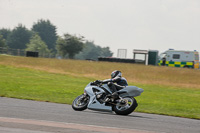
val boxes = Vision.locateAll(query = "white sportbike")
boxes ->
[72,81,143,115]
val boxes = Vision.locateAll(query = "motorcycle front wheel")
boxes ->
[113,97,138,115]
[72,94,89,111]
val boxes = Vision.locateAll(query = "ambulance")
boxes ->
[158,49,199,69]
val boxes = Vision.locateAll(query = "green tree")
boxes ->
[0,28,11,40]
[56,34,84,59]
[0,28,11,48]
[32,19,57,51]
[101,47,113,57]
[7,24,32,49]
[26,34,50,56]
[0,35,7,48]
[75,41,113,60]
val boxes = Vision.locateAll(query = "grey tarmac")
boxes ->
[0,97,199,133]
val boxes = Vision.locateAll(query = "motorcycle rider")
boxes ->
[96,70,128,101]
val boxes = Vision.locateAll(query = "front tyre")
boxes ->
[72,94,89,111]
[113,97,138,115]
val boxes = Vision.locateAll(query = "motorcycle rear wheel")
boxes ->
[72,94,89,111]
[113,97,138,115]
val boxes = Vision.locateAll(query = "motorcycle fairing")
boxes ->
[84,85,112,111]
[87,95,112,111]
[84,83,143,112]
[118,86,144,97]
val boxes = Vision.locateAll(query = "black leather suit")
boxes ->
[102,76,128,93]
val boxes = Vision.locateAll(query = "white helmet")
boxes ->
[111,70,122,79]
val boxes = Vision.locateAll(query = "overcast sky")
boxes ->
[0,0,200,58]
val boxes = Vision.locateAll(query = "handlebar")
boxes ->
[91,80,103,86]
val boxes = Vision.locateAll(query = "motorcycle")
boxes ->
[72,80,143,115]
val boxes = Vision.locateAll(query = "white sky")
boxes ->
[0,0,200,58]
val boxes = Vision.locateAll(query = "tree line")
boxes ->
[0,19,113,59]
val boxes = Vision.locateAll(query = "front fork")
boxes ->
[78,93,89,103]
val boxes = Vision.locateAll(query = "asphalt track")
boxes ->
[0,97,199,133]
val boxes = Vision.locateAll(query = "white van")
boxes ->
[158,49,199,69]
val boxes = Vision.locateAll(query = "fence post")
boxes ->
[17,49,20,56]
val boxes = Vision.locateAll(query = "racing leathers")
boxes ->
[102,76,128,94]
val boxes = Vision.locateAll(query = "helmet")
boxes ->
[111,70,122,79]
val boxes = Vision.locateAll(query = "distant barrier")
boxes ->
[0,47,25,56]
[26,51,39,57]
[0,47,55,58]
[98,57,145,64]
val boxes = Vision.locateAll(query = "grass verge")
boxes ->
[0,64,200,119]
[0,65,92,104]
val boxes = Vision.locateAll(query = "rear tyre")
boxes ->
[72,94,89,111]
[113,97,138,115]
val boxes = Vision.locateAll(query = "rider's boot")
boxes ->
[105,92,119,103]
[111,92,119,99]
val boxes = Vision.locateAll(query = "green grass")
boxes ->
[135,84,200,119]
[0,64,200,119]
[0,65,92,104]
[1,55,200,89]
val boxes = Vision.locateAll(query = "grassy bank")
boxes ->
[0,55,200,119]
[0,65,86,103]
[0,55,200,89]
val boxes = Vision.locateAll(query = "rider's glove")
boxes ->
[95,80,103,84]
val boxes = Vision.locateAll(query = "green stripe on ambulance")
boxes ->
[158,60,193,68]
